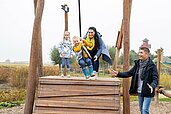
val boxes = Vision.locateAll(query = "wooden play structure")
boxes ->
[34,76,120,113]
[24,0,132,114]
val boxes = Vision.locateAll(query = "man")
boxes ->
[109,47,158,114]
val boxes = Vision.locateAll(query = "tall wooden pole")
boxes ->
[64,5,68,31]
[123,0,130,114]
[113,0,132,71]
[61,4,69,76]
[78,0,82,37]
[156,49,161,103]
[24,0,44,113]
[34,0,43,78]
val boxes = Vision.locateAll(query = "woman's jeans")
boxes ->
[138,93,152,114]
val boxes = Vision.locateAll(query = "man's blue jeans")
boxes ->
[138,93,152,114]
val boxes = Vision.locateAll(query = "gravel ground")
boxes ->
[0,102,170,114]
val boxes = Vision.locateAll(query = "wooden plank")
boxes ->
[37,85,120,97]
[37,94,119,101]
[35,99,119,110]
[40,76,120,82]
[39,77,120,86]
[39,84,119,91]
[34,107,119,114]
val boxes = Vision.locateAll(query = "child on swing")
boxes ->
[72,36,95,79]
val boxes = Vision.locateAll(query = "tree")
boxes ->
[118,50,138,65]
[108,46,116,63]
[50,46,61,65]
[50,46,76,65]
[129,50,138,65]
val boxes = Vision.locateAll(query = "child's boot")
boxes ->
[82,67,89,79]
[89,66,95,77]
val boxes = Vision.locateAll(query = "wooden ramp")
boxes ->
[34,76,120,114]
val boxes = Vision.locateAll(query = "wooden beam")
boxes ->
[62,4,69,76]
[156,49,161,104]
[123,0,130,114]
[34,0,43,78]
[24,0,44,113]
[113,0,132,71]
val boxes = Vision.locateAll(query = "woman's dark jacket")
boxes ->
[117,58,158,97]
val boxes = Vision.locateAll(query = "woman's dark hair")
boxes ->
[88,26,100,48]
[88,27,97,34]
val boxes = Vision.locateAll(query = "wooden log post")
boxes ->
[113,0,132,71]
[24,0,44,113]
[156,49,161,103]
[123,0,130,114]
[61,4,69,76]
[113,21,123,70]
[34,0,43,78]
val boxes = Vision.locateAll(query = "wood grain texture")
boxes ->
[34,76,120,114]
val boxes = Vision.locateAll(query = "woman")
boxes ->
[84,27,112,79]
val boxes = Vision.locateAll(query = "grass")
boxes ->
[0,63,171,109]
[159,98,171,102]
[0,101,24,109]
[0,89,26,109]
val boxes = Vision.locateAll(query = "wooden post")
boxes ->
[123,0,130,114]
[113,21,123,70]
[61,4,69,76]
[34,0,43,78]
[156,49,161,103]
[113,0,132,71]
[24,0,44,113]
[64,5,68,31]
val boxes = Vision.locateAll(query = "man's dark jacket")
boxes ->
[117,58,158,97]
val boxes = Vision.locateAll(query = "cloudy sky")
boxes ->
[0,0,170,63]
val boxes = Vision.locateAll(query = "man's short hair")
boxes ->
[139,47,150,54]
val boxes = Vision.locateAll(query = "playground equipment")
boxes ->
[34,76,120,113]
[24,0,132,114]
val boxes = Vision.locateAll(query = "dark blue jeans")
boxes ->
[138,93,152,114]
[61,58,70,69]
[78,58,92,68]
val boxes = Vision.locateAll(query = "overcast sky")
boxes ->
[0,0,170,63]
